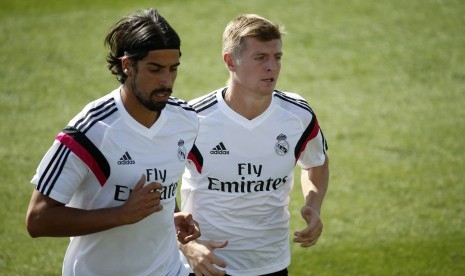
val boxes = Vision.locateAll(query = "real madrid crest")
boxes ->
[275,133,289,156]
[177,139,187,161]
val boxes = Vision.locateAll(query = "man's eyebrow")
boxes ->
[252,51,282,56]
[147,62,181,67]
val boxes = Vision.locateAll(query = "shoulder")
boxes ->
[61,90,123,151]
[273,89,315,116]
[166,96,199,126]
[68,92,119,133]
[188,89,222,114]
[167,96,196,113]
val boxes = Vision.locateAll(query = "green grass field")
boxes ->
[1,0,464,275]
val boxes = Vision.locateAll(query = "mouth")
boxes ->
[262,77,275,83]
[152,88,172,98]
[154,91,171,97]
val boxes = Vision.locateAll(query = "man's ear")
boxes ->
[223,52,236,72]
[121,56,131,76]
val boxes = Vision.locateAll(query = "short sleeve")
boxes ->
[297,129,327,169]
[31,140,89,204]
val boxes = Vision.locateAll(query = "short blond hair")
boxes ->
[222,14,285,58]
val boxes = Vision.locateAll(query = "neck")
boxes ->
[224,86,272,120]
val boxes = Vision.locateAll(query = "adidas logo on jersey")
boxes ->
[118,151,135,165]
[210,142,229,155]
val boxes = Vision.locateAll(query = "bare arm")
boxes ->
[26,175,163,237]
[293,154,329,247]
[301,154,329,213]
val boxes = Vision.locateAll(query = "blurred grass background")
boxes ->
[1,0,464,275]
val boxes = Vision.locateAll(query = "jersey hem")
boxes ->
[224,257,290,276]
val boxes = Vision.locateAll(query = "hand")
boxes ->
[174,212,201,244]
[119,175,164,225]
[293,205,323,247]
[180,239,228,276]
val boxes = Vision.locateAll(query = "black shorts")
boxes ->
[188,267,288,276]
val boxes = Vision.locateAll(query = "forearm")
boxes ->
[301,154,329,213]
[26,190,124,237]
[27,175,164,238]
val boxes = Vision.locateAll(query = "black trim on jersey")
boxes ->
[82,107,118,134]
[75,98,117,133]
[191,92,217,113]
[320,129,329,153]
[187,144,203,173]
[167,97,196,112]
[45,149,72,197]
[62,126,111,182]
[37,98,117,196]
[37,143,72,196]
[37,126,112,195]
[274,90,310,106]
[274,90,314,114]
[274,90,328,155]
[294,118,319,160]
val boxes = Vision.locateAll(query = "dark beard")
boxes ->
[148,100,167,112]
[130,78,172,112]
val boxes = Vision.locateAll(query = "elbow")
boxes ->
[26,218,39,238]
[26,190,59,238]
[25,212,44,238]
[27,231,41,239]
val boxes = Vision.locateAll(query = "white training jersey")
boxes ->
[31,87,198,276]
[180,88,327,276]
